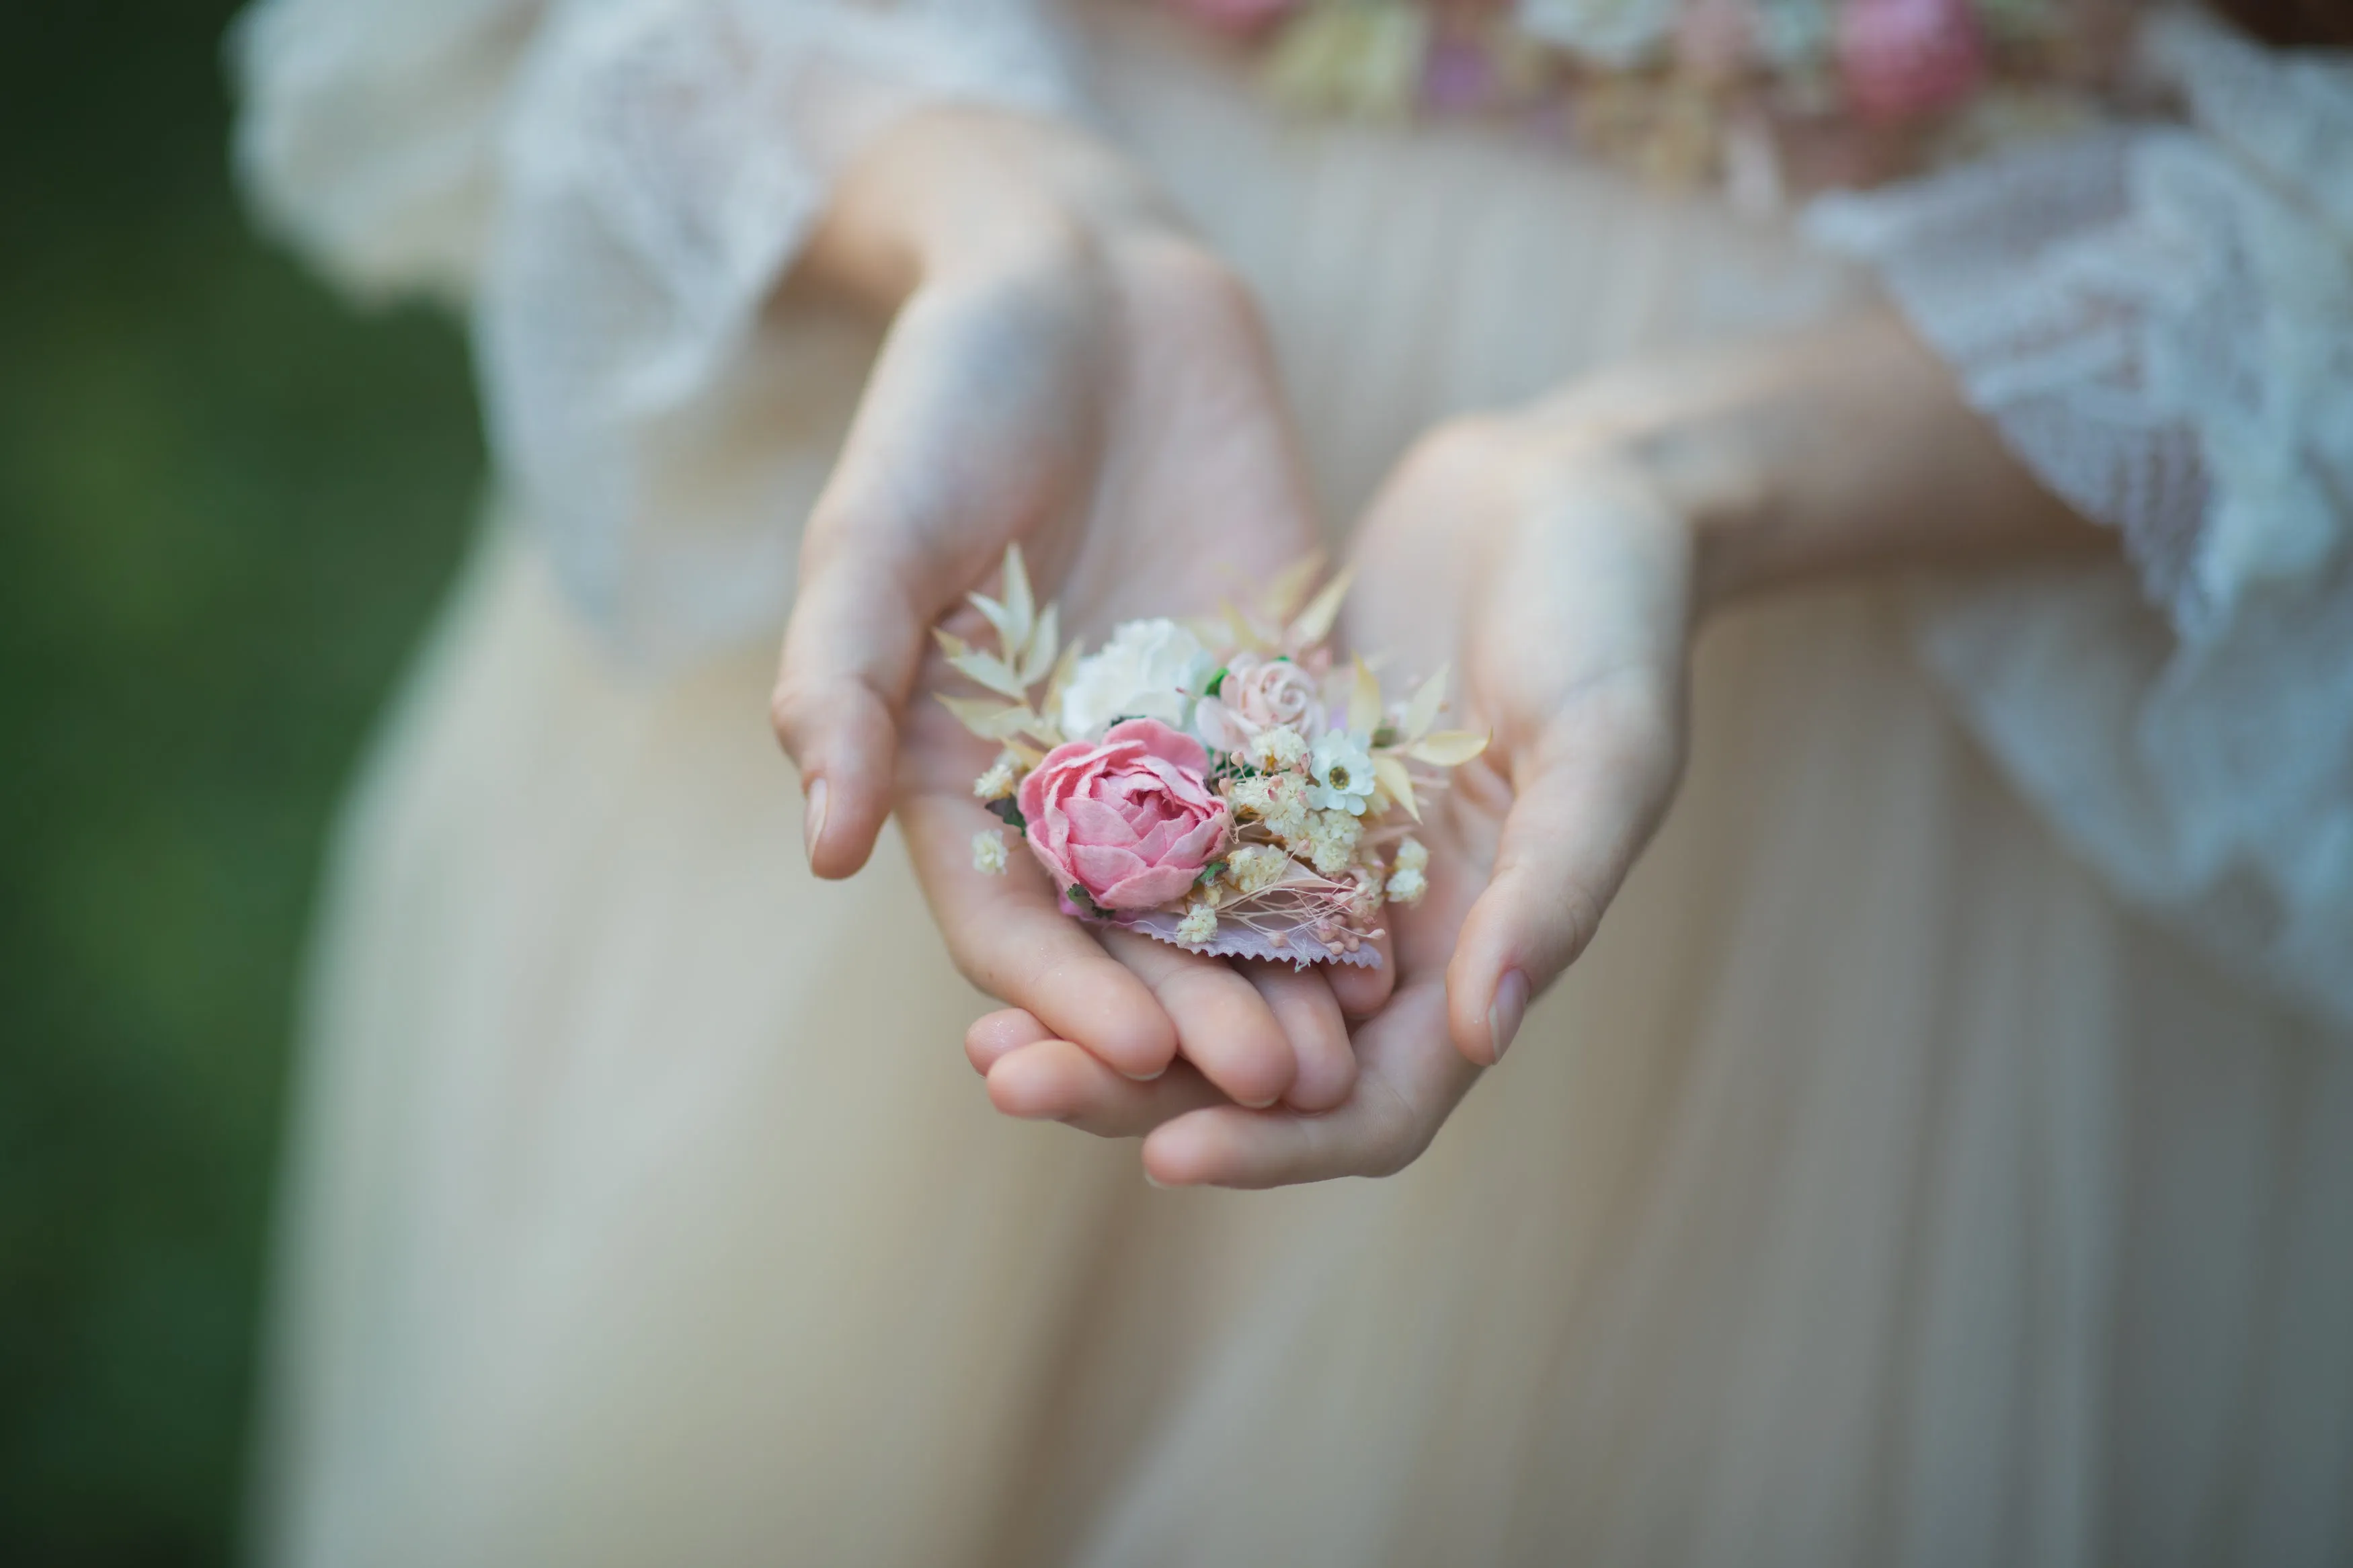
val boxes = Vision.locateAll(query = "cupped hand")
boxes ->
[767,109,1390,1100]
[965,312,2106,1182]
[969,405,1702,1184]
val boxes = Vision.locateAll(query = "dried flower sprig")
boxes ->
[939,546,1485,968]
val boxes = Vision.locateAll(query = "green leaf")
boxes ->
[987,796,1027,832]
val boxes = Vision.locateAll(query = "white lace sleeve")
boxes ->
[231,0,543,302]
[235,0,1078,659]
[1807,9,2353,1028]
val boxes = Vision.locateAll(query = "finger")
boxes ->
[986,1039,1227,1138]
[1142,977,1475,1188]
[1445,684,1678,1068]
[902,793,1177,1079]
[1242,962,1356,1112]
[1325,925,1394,1020]
[965,1008,1053,1075]
[770,529,928,880]
[772,284,1093,878]
[1101,929,1296,1110]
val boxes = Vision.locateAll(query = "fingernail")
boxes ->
[1487,968,1529,1063]
[801,777,829,864]
[1144,1169,1168,1189]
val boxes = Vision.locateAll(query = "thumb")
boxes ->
[1444,677,1681,1067]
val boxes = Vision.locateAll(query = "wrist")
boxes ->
[1492,360,1785,620]
[1558,312,2103,614]
[803,105,1195,311]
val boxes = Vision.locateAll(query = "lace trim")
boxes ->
[1819,11,2353,1028]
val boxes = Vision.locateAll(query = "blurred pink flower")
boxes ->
[1020,719,1231,911]
[1837,0,1985,121]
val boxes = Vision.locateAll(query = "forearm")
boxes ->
[1548,308,2108,611]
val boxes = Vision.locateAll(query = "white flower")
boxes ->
[1307,730,1377,816]
[971,758,1017,802]
[1392,837,1428,874]
[1246,724,1310,773]
[1176,899,1220,945]
[971,829,1009,875]
[1306,809,1362,876]
[1224,843,1291,897]
[1058,618,1212,741]
[1385,865,1427,905]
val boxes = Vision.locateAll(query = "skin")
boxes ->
[773,106,1390,1115]
[975,313,2106,1186]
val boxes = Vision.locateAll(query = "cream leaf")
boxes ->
[1404,730,1488,766]
[1373,755,1420,822]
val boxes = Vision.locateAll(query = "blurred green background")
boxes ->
[1,3,483,1561]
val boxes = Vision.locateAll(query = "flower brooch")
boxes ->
[940,547,1485,968]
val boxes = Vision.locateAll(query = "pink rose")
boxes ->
[1193,654,1326,752]
[1019,718,1231,911]
[1837,0,1984,122]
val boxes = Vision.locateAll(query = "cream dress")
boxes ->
[234,3,2353,1564]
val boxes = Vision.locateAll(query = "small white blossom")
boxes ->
[971,758,1017,802]
[1224,843,1290,897]
[1306,809,1362,876]
[1392,837,1429,873]
[971,829,1009,875]
[1231,771,1312,843]
[1385,865,1428,905]
[1308,729,1378,816]
[1176,899,1220,945]
[1058,618,1212,741]
[1246,724,1310,773]
[1263,775,1314,843]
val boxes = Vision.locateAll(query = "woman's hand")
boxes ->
[768,107,1390,1101]
[966,412,1696,1182]
[968,310,2101,1184]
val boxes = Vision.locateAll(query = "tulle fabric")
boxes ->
[251,11,2353,1565]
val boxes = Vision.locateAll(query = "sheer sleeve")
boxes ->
[234,0,1078,659]
[1807,8,2353,1027]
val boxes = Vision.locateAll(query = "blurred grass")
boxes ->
[0,3,483,1562]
